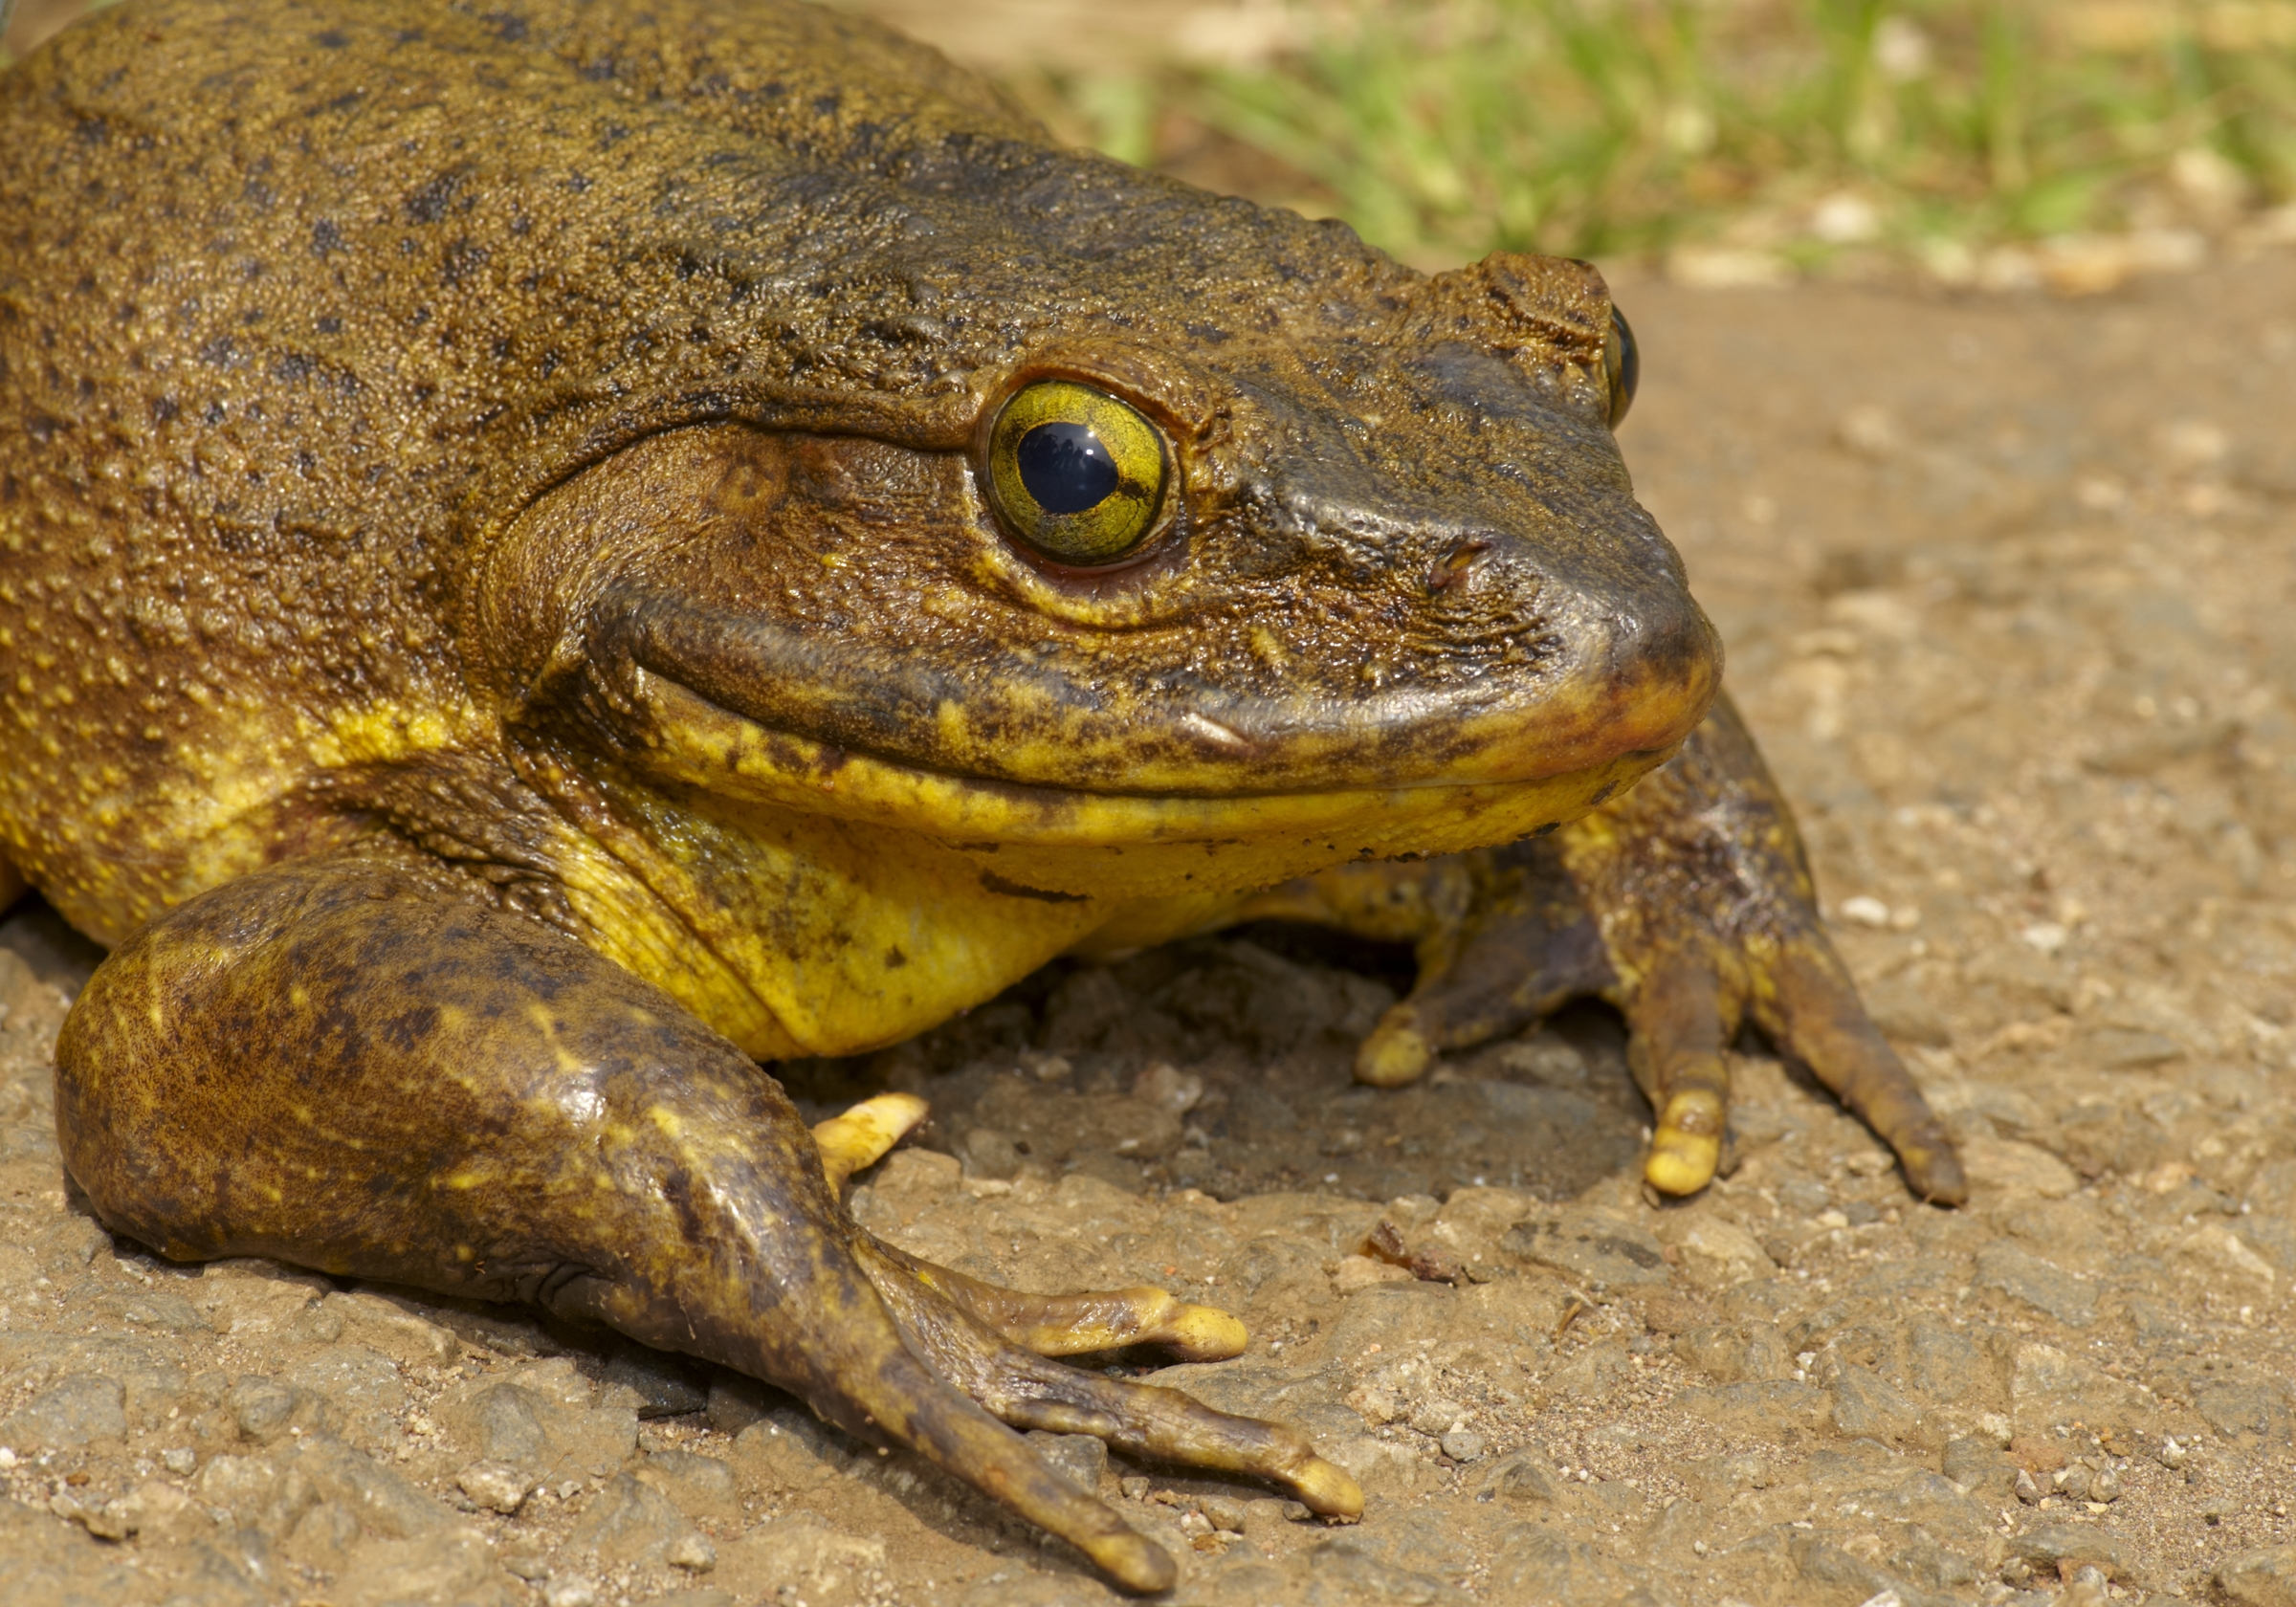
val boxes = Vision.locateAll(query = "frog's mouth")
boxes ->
[599,583,1720,904]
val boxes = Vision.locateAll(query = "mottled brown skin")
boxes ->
[0,0,1957,1590]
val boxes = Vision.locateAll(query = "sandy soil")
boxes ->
[6,7,2296,1605]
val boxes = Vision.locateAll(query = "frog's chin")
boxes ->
[619,672,1686,905]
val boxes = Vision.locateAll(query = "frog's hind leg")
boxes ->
[53,848,1352,1592]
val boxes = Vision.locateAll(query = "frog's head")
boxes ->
[477,217,1715,906]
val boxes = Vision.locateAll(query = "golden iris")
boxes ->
[984,381,1169,565]
[1603,305,1640,429]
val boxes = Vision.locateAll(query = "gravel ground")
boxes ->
[4,250,2296,1605]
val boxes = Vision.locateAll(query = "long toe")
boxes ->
[1755,941,1968,1205]
[858,1239,1364,1520]
[875,1240,1250,1361]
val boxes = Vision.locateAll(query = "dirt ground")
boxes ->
[9,7,2296,1607]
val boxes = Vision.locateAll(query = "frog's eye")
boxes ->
[1603,304,1640,429]
[984,380,1169,566]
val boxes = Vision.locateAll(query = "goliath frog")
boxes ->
[0,0,1962,1588]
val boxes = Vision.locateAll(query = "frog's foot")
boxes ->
[852,1235,1361,1518]
[56,850,1353,1593]
[1556,699,1964,1203]
[1348,848,1612,1089]
[1303,697,1965,1204]
[813,1102,1252,1363]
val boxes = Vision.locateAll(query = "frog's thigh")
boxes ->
[51,852,1188,1591]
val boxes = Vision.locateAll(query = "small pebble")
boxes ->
[456,1461,533,1515]
[1132,1062,1204,1114]
[1119,1476,1150,1500]
[1241,1497,1309,1540]
[226,1377,297,1443]
[160,1447,196,1476]
[1440,1429,1486,1463]
[2091,1467,2122,1503]
[1199,1494,1248,1532]
[2059,1464,2092,1501]
[667,1532,717,1573]
[1017,1050,1072,1082]
[2015,1468,2042,1505]
[958,1128,1023,1182]
[1407,1397,1464,1438]
[543,1580,599,1607]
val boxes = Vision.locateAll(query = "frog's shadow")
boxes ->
[779,927,1659,1208]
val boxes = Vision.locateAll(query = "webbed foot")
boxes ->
[56,850,1358,1594]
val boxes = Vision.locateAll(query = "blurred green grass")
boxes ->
[1008,0,2296,275]
[9,0,2291,280]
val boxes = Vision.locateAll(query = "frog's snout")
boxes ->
[1415,504,1722,789]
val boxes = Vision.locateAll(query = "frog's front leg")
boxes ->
[55,849,1358,1593]
[1241,694,1966,1204]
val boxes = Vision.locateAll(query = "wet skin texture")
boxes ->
[0,0,1962,1588]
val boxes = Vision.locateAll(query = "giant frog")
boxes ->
[0,0,1965,1589]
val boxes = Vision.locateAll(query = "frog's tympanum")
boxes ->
[0,0,1964,1587]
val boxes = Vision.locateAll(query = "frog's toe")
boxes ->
[1620,949,1738,1197]
[812,1091,931,1186]
[1751,939,1969,1205]
[858,1239,1362,1521]
[876,1239,1248,1361]
[1355,1005,1435,1087]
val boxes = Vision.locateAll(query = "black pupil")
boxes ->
[1015,420,1119,515]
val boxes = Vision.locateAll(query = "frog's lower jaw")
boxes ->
[621,671,1684,898]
